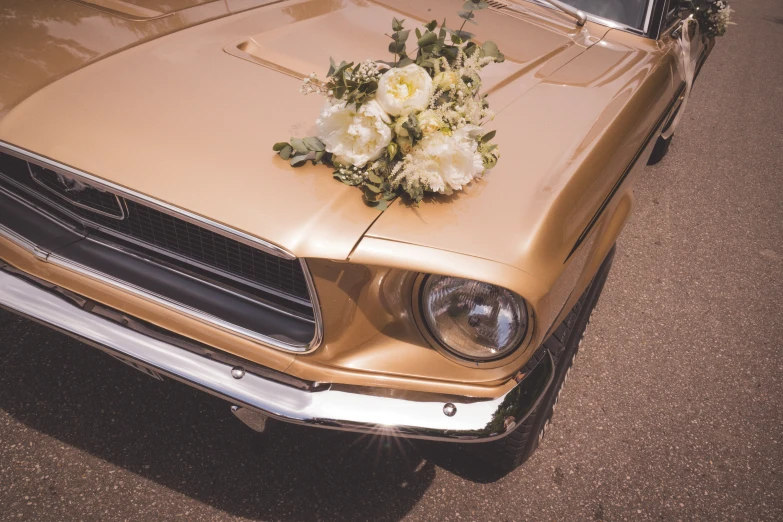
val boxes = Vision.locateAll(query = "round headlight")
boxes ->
[420,275,528,361]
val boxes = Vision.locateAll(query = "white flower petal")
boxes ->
[376,64,434,116]
[396,128,485,193]
[316,100,393,168]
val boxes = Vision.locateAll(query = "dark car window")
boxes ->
[557,0,651,30]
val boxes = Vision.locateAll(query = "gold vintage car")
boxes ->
[0,0,713,472]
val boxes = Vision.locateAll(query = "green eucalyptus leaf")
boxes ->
[389,41,406,54]
[303,137,325,151]
[362,186,381,202]
[290,138,309,154]
[290,154,309,167]
[368,172,383,184]
[481,130,496,142]
[372,198,389,211]
[272,142,289,151]
[392,17,405,31]
[393,29,410,42]
[482,40,500,59]
[279,144,293,160]
[417,31,437,47]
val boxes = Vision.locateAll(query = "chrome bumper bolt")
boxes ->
[231,366,245,379]
[443,403,457,417]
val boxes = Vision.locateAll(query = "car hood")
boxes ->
[0,0,606,260]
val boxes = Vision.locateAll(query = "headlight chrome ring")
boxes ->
[414,274,530,364]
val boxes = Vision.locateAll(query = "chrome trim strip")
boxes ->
[29,163,128,220]
[300,258,324,353]
[0,266,553,442]
[0,223,49,261]
[641,0,656,34]
[0,141,296,260]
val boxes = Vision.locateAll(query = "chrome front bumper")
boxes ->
[0,264,553,443]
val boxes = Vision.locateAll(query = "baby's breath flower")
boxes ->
[301,73,329,96]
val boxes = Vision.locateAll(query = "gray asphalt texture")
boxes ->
[2,1,782,520]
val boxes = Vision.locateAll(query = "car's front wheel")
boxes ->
[475,245,615,473]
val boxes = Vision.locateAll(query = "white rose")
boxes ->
[376,64,434,116]
[417,110,444,135]
[402,125,484,193]
[316,99,392,167]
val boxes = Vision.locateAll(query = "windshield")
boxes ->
[553,0,651,30]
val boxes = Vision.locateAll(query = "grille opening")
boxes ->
[29,163,126,219]
[0,151,313,319]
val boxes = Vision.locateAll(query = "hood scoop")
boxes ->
[225,0,528,100]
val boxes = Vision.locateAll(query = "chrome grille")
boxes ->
[0,151,311,304]
[29,163,126,219]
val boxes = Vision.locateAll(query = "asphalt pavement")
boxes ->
[1,0,781,520]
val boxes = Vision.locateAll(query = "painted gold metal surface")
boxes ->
[0,0,709,398]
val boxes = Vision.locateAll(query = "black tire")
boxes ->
[475,245,616,473]
[647,134,672,165]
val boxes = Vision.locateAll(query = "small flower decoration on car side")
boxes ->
[272,0,503,209]
[687,0,734,37]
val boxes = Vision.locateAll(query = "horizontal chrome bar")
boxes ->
[0,265,552,442]
[0,218,319,353]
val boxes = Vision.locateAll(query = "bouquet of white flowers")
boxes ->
[273,1,503,209]
[687,0,733,37]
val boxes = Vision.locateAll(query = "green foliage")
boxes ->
[684,0,732,37]
[273,137,331,167]
[273,0,506,210]
[324,58,380,108]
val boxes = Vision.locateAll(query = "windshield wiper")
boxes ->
[542,0,587,26]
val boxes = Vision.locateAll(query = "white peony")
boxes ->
[316,99,392,167]
[376,64,434,116]
[398,125,485,193]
